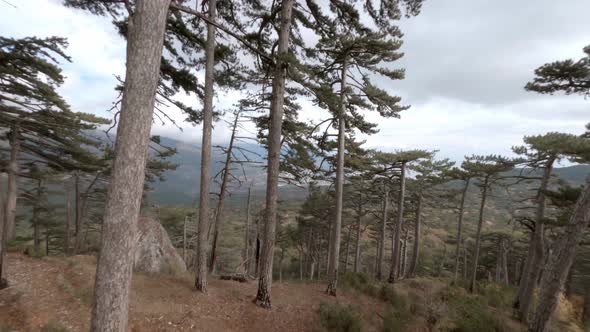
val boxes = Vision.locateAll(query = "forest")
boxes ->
[1,0,590,331]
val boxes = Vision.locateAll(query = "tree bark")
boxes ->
[244,187,251,274]
[454,178,470,281]
[516,158,554,321]
[406,192,422,278]
[209,111,239,273]
[65,181,73,256]
[401,228,408,277]
[194,0,217,292]
[5,125,19,241]
[90,1,169,331]
[528,178,590,332]
[389,161,407,283]
[469,176,489,293]
[0,191,7,288]
[254,0,294,308]
[354,197,362,273]
[327,54,347,295]
[33,179,42,255]
[344,224,352,273]
[377,185,389,280]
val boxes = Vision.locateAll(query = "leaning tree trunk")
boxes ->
[469,176,489,293]
[195,0,216,292]
[354,200,363,273]
[254,0,294,308]
[389,161,407,283]
[326,55,348,296]
[377,185,389,280]
[454,178,470,281]
[516,158,554,321]
[529,178,590,332]
[5,125,19,241]
[209,111,239,273]
[90,1,169,331]
[406,192,422,278]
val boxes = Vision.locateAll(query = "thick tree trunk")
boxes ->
[244,187,251,274]
[255,0,294,308]
[469,176,489,293]
[454,178,470,281]
[90,1,169,331]
[195,0,216,292]
[5,125,19,241]
[209,112,239,273]
[327,55,347,295]
[517,158,554,321]
[406,192,422,278]
[377,185,389,280]
[389,161,407,283]
[529,178,590,332]
[354,201,362,273]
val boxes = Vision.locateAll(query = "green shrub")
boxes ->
[41,321,68,332]
[340,272,370,290]
[447,291,513,332]
[480,283,514,309]
[318,302,362,332]
[378,285,408,309]
[382,306,412,332]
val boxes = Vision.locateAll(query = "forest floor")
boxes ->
[0,253,387,331]
[0,253,585,332]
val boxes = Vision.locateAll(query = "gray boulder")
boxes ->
[134,217,186,274]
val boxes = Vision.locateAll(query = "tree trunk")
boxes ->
[502,238,509,284]
[344,225,352,273]
[0,191,7,287]
[65,182,73,256]
[389,161,407,283]
[583,286,590,327]
[33,179,42,255]
[299,250,303,280]
[244,187,251,274]
[90,1,169,331]
[469,176,489,293]
[194,0,217,292]
[354,200,362,273]
[326,55,348,296]
[279,247,284,283]
[377,185,389,280]
[254,0,294,308]
[406,192,422,278]
[401,228,409,277]
[209,112,240,273]
[528,178,590,332]
[5,125,19,241]
[454,178,470,281]
[517,158,554,321]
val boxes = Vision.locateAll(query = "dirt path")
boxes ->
[0,254,384,331]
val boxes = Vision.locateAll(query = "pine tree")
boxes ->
[89,1,170,330]
[462,154,516,293]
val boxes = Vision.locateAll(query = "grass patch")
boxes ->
[382,306,412,332]
[0,323,15,332]
[318,302,362,332]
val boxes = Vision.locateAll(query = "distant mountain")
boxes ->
[148,136,590,206]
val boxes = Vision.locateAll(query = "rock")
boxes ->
[134,217,186,274]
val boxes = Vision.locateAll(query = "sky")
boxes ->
[1,0,588,163]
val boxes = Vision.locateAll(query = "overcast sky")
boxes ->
[1,0,588,163]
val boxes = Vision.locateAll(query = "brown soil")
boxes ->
[0,253,385,331]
